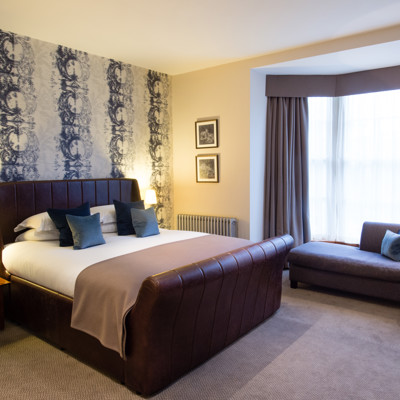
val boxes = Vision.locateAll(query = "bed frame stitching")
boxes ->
[33,181,36,214]
[190,265,206,368]
[257,243,273,319]
[50,181,53,208]
[223,254,239,346]
[169,271,184,381]
[207,259,224,357]
[66,180,70,207]
[268,240,280,313]
[237,249,254,336]
[248,246,264,326]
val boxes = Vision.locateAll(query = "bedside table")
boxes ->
[0,277,10,330]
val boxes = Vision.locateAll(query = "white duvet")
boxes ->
[2,229,206,298]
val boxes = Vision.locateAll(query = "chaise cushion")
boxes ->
[288,242,400,283]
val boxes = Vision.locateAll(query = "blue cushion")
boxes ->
[130,207,160,238]
[66,213,105,250]
[47,202,90,247]
[113,199,144,235]
[381,230,400,261]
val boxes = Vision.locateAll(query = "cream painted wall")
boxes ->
[172,62,252,238]
[172,25,400,240]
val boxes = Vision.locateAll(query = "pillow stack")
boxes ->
[113,199,145,235]
[113,199,159,237]
[47,202,91,247]
[14,210,59,241]
[14,198,160,249]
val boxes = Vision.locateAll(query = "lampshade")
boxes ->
[145,189,157,205]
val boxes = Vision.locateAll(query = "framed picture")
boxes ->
[196,154,219,183]
[195,119,218,148]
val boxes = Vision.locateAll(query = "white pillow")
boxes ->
[14,204,117,233]
[101,223,118,233]
[15,228,60,242]
[14,212,56,233]
[90,204,116,224]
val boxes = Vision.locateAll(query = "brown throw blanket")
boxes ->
[71,235,251,357]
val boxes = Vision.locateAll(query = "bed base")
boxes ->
[8,276,124,381]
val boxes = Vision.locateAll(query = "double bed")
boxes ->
[0,177,293,395]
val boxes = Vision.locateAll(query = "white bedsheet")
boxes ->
[2,229,206,298]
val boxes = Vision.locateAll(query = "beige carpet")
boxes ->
[1,271,399,400]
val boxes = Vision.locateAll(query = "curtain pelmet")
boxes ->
[265,65,400,98]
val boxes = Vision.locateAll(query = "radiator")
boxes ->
[177,214,238,237]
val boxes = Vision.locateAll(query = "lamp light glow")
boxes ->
[145,189,157,205]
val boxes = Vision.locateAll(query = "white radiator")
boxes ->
[177,214,238,237]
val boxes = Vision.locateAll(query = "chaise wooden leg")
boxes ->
[290,280,298,289]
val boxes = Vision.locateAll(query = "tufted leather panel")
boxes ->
[0,178,140,246]
[125,234,294,395]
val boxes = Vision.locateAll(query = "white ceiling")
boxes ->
[1,0,400,75]
[257,40,400,76]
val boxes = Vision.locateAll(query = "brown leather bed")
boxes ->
[0,177,293,396]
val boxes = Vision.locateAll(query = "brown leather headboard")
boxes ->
[0,178,140,246]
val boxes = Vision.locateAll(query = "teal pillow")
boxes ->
[47,202,90,247]
[381,230,400,261]
[66,213,105,250]
[113,199,145,235]
[130,207,160,238]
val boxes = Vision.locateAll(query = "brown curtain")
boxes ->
[264,97,310,247]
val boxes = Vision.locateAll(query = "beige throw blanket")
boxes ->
[71,235,251,357]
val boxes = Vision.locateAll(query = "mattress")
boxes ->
[2,229,206,298]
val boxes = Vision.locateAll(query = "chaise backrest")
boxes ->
[359,222,400,253]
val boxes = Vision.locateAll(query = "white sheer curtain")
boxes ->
[308,90,400,244]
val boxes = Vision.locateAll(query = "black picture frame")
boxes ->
[196,154,219,183]
[195,119,218,148]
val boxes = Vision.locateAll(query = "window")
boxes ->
[308,90,400,243]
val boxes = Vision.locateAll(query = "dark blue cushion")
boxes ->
[47,202,90,247]
[130,207,160,238]
[113,199,144,235]
[381,230,400,261]
[66,213,105,250]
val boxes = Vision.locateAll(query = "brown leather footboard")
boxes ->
[124,234,293,395]
[6,234,292,396]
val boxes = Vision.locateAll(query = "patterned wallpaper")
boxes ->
[0,29,172,228]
